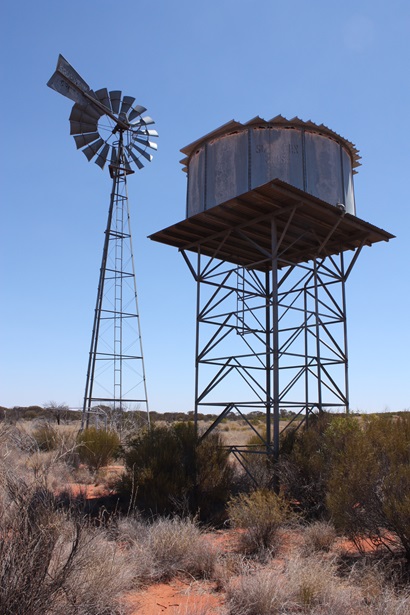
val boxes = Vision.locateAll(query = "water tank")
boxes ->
[180,116,361,217]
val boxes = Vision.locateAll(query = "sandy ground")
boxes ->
[123,579,224,614]
[119,527,379,615]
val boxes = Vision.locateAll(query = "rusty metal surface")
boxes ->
[181,117,360,218]
[180,115,361,171]
[205,130,248,210]
[149,179,394,271]
[250,127,304,192]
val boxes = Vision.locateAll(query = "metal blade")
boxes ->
[69,120,98,135]
[69,104,102,125]
[132,136,158,150]
[130,142,153,162]
[83,102,104,120]
[82,138,105,161]
[141,116,155,125]
[134,127,159,137]
[127,147,144,170]
[95,88,112,113]
[109,90,122,114]
[95,143,110,169]
[73,132,100,149]
[128,105,147,121]
[120,96,135,117]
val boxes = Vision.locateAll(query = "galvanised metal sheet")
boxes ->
[305,132,344,207]
[187,147,206,216]
[250,127,304,191]
[341,147,356,215]
[205,131,248,210]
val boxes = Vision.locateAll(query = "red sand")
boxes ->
[123,579,224,614]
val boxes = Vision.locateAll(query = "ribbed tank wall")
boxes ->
[186,126,356,217]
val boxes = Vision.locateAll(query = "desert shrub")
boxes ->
[276,412,337,519]
[301,520,337,555]
[227,489,290,556]
[117,515,216,583]
[119,422,234,522]
[77,427,120,471]
[144,516,216,581]
[0,470,131,615]
[326,413,410,560]
[32,422,59,451]
[226,568,288,615]
[226,553,410,615]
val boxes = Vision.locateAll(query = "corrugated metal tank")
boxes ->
[180,116,360,217]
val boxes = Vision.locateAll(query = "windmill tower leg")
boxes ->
[82,137,150,429]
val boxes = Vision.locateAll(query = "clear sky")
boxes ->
[0,0,409,413]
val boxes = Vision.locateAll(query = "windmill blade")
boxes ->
[130,142,153,162]
[73,132,100,149]
[134,127,159,137]
[132,136,158,151]
[140,116,155,125]
[95,143,110,169]
[69,104,102,125]
[82,138,105,161]
[128,104,147,122]
[70,121,98,135]
[81,102,103,121]
[119,96,135,117]
[94,88,112,113]
[109,90,122,114]
[126,146,144,170]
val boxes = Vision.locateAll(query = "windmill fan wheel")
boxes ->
[69,89,158,172]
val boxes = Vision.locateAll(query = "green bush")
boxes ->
[277,411,410,560]
[77,427,120,471]
[227,489,290,555]
[276,412,336,518]
[326,413,410,560]
[32,423,59,451]
[119,422,234,522]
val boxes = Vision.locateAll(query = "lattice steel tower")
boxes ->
[47,55,157,426]
[151,116,393,478]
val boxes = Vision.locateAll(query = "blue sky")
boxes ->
[0,0,409,413]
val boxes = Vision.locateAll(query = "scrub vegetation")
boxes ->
[0,407,409,614]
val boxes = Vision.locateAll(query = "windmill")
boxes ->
[47,54,157,428]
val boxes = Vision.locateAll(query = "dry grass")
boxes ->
[118,516,217,584]
[0,470,131,615]
[225,552,410,615]
[300,520,337,555]
[227,489,291,557]
[1,420,410,614]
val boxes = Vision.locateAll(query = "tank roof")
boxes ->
[180,115,361,173]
